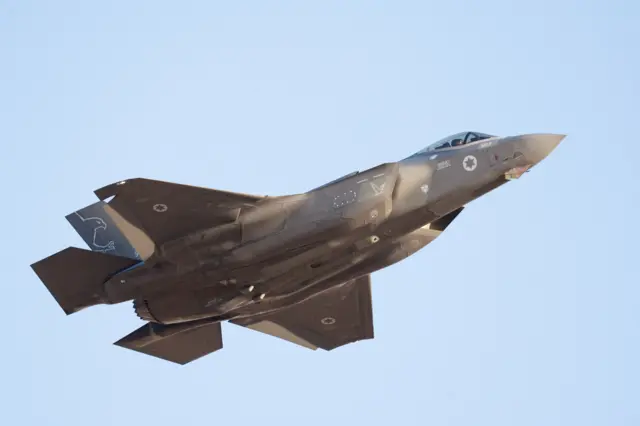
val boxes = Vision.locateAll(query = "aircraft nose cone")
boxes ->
[519,133,566,164]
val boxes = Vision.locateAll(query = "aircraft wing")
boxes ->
[93,178,265,247]
[231,275,374,351]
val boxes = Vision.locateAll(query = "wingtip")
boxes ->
[94,178,139,200]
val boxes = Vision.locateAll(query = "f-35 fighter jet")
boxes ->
[31,131,564,364]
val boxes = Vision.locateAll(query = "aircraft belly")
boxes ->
[136,237,374,324]
[186,225,443,323]
[135,285,253,324]
[226,228,438,321]
[134,222,445,326]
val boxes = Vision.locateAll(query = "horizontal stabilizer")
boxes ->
[66,201,141,260]
[30,247,140,315]
[114,320,223,365]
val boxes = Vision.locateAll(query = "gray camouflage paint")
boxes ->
[30,131,564,364]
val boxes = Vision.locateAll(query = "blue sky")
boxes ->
[2,1,639,424]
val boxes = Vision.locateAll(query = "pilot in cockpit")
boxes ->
[409,131,496,159]
[431,132,493,151]
[451,137,465,147]
[465,133,483,144]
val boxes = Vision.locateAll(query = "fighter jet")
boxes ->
[31,131,564,364]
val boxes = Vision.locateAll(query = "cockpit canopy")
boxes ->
[417,131,496,154]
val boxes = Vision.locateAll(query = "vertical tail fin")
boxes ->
[66,201,141,260]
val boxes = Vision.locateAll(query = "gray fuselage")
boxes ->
[110,132,564,325]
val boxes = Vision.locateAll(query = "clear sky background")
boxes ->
[2,1,639,425]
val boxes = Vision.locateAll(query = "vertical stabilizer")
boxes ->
[66,201,142,260]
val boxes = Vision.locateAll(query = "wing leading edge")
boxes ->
[232,275,374,351]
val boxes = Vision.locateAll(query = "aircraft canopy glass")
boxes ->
[417,131,495,154]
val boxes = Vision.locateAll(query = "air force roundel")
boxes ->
[463,155,477,171]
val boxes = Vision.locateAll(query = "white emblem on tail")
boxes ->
[74,212,116,253]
